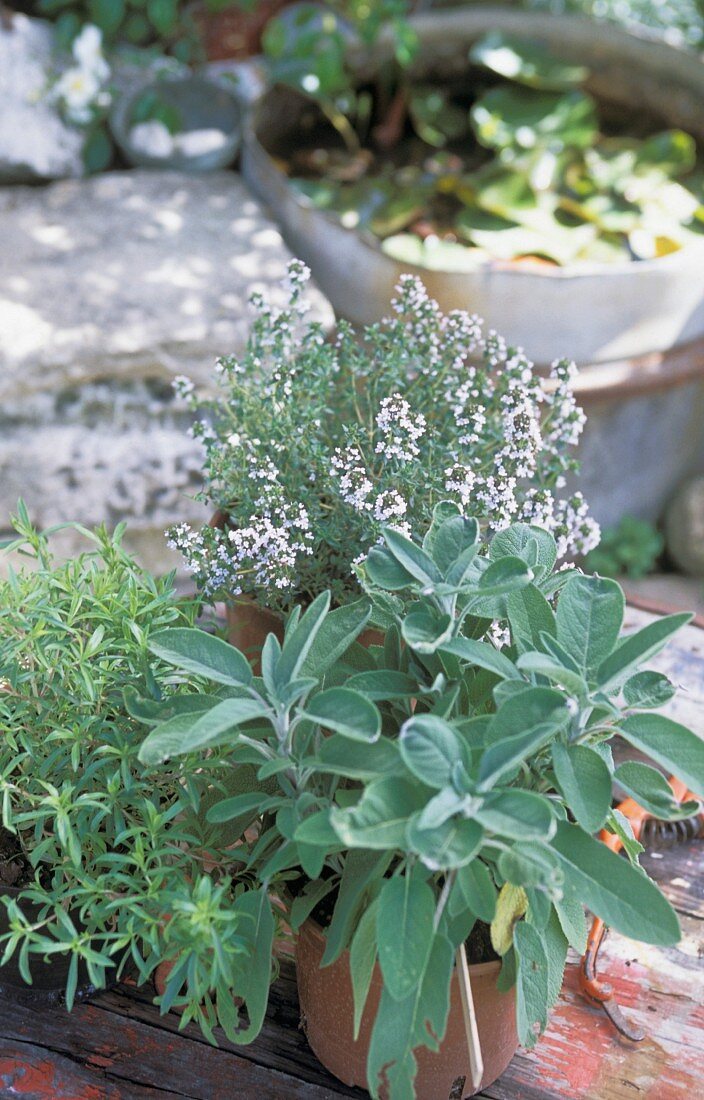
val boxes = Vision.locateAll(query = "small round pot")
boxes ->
[0,887,95,1002]
[296,918,518,1099]
[110,74,242,172]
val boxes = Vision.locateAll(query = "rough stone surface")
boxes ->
[0,170,334,568]
[665,474,704,577]
[0,13,84,183]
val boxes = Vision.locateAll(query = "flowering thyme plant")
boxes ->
[170,262,599,616]
[138,507,703,1097]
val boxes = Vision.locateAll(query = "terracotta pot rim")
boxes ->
[299,914,502,976]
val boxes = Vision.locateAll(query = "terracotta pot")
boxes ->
[212,510,384,656]
[296,918,518,1099]
[190,0,293,61]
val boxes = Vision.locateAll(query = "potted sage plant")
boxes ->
[137,504,703,1097]
[0,502,271,1042]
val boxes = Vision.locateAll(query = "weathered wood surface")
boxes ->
[0,608,701,1100]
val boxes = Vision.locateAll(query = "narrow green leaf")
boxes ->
[514,921,549,1049]
[516,652,587,696]
[138,698,268,764]
[438,637,521,681]
[231,888,274,1043]
[346,670,417,700]
[456,860,497,922]
[383,527,443,587]
[553,892,587,953]
[323,850,392,966]
[276,592,331,687]
[300,598,371,678]
[350,900,379,1039]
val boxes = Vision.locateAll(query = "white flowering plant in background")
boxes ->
[51,24,114,172]
[170,261,599,617]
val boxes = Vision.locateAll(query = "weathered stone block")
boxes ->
[0,170,334,569]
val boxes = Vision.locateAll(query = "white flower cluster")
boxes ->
[168,500,313,598]
[54,25,110,126]
[375,394,426,462]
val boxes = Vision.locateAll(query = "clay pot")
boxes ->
[296,918,518,1099]
[226,597,284,658]
[190,0,293,61]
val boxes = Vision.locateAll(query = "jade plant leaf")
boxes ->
[470,32,589,92]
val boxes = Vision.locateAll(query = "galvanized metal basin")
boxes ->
[242,7,704,368]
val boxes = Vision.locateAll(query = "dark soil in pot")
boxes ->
[0,829,97,1002]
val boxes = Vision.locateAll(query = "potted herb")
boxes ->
[169,260,598,647]
[0,503,272,1042]
[138,505,704,1096]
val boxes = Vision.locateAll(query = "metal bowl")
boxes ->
[110,74,242,172]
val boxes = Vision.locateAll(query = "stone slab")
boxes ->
[0,13,84,183]
[0,170,334,569]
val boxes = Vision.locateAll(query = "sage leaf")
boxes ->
[377,869,435,1001]
[149,627,252,687]
[551,821,680,944]
[551,743,612,834]
[597,612,692,692]
[618,713,704,798]
[556,574,624,674]
[515,921,549,1049]
[399,714,466,788]
[305,687,381,743]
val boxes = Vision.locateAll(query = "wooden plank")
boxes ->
[0,987,352,1100]
[0,1040,171,1099]
[621,606,704,736]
